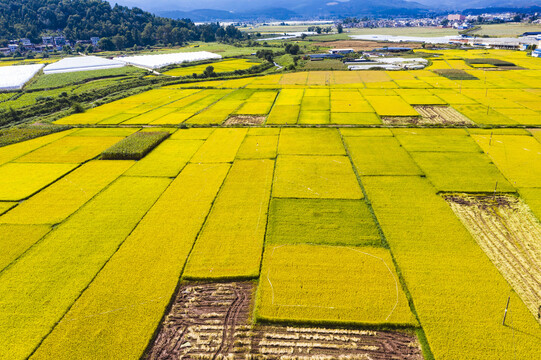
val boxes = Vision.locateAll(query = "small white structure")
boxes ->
[43,56,125,74]
[329,48,354,54]
[348,57,428,71]
[114,51,221,69]
[349,64,401,70]
[532,49,541,58]
[0,64,44,91]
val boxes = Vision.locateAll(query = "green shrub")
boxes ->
[100,132,169,160]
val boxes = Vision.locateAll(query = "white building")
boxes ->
[329,48,354,54]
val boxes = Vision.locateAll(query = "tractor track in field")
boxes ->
[146,282,422,360]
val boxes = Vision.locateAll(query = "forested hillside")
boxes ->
[0,0,244,47]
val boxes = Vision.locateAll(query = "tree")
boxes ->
[203,66,215,77]
[98,37,115,51]
[256,49,274,63]
[337,24,343,34]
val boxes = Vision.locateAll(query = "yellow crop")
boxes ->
[278,128,345,155]
[473,134,541,188]
[256,244,416,326]
[0,224,50,272]
[0,176,171,360]
[15,136,123,163]
[362,175,541,359]
[273,155,363,199]
[30,164,229,360]
[125,139,203,177]
[0,160,133,225]
[190,128,247,163]
[184,159,274,279]
[0,163,77,201]
[236,135,279,159]
[0,129,75,166]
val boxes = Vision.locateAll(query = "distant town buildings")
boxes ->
[448,14,466,21]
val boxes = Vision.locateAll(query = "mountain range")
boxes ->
[109,0,541,21]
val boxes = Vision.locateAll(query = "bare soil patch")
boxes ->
[146,282,423,360]
[383,106,475,126]
[224,115,266,126]
[446,194,541,322]
[312,40,423,51]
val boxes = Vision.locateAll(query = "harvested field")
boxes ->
[312,40,422,51]
[383,106,475,126]
[446,194,541,322]
[146,282,422,360]
[223,115,266,126]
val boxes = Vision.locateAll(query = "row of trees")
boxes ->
[0,0,246,50]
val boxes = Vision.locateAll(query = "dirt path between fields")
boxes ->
[146,282,423,359]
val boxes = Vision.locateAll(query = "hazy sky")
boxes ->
[106,0,535,13]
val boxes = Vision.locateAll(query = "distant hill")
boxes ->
[160,8,299,22]
[0,0,243,47]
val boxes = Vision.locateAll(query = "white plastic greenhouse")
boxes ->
[43,56,125,74]
[0,64,44,91]
[114,51,222,69]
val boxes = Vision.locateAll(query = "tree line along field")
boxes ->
[0,48,540,360]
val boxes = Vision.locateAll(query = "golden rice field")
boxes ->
[162,58,260,76]
[1,48,541,360]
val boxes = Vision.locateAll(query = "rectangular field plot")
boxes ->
[266,105,300,125]
[340,128,393,137]
[301,96,330,111]
[298,110,330,124]
[344,137,422,176]
[185,100,243,124]
[410,151,515,193]
[278,128,345,155]
[30,164,229,360]
[146,282,422,360]
[0,160,133,225]
[273,155,363,199]
[15,136,123,163]
[446,194,541,321]
[235,91,277,115]
[256,244,416,326]
[274,89,304,106]
[473,134,541,188]
[124,140,202,177]
[183,159,274,279]
[393,130,482,153]
[330,112,381,125]
[362,176,541,360]
[365,96,419,117]
[266,198,380,246]
[236,135,278,159]
[454,104,517,125]
[190,128,247,163]
[0,176,170,360]
[170,128,214,140]
[0,224,50,272]
[0,163,77,201]
[70,128,140,137]
[0,129,75,166]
